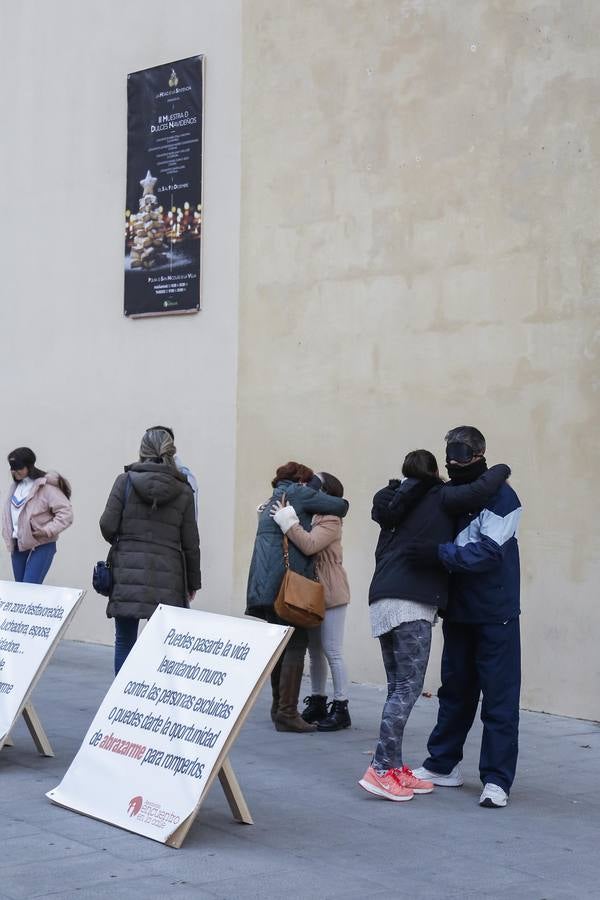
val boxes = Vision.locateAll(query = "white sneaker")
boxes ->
[479,783,508,808]
[411,764,464,787]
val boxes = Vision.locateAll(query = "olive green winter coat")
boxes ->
[100,461,201,620]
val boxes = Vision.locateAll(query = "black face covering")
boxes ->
[446,441,475,464]
[446,457,487,484]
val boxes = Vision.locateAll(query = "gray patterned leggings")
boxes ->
[372,620,432,773]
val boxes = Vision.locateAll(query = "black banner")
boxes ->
[124,56,204,317]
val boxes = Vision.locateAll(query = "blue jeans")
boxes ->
[114,617,139,675]
[11,542,56,584]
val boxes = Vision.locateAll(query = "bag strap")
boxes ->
[280,492,290,570]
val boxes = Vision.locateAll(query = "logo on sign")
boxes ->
[128,795,143,817]
[126,795,180,828]
[155,64,192,99]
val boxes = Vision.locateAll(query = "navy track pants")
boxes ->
[423,617,521,794]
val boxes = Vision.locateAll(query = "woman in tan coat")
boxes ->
[272,471,351,731]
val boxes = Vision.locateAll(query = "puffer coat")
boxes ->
[245,480,349,618]
[2,472,73,552]
[100,461,201,620]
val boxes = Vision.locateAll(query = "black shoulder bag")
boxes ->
[93,475,132,596]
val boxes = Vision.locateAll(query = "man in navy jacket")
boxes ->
[410,426,522,808]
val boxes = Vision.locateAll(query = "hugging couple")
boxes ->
[360,424,522,809]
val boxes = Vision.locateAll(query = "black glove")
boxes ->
[404,542,441,566]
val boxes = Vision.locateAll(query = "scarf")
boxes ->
[446,457,487,484]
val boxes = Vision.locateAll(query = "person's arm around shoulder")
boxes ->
[372,478,431,529]
[302,487,349,518]
[181,488,201,599]
[371,482,398,529]
[440,464,511,515]
[100,474,127,544]
[39,484,73,539]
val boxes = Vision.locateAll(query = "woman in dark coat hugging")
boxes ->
[246,461,349,733]
[100,428,201,674]
[359,450,509,802]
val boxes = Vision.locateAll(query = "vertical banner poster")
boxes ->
[48,607,291,846]
[124,56,204,317]
[0,582,84,746]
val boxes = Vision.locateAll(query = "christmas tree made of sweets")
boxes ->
[129,170,169,269]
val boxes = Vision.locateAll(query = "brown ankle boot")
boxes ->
[274,656,316,733]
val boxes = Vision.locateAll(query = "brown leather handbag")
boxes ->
[274,521,325,628]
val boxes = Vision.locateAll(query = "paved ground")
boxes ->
[1,640,599,900]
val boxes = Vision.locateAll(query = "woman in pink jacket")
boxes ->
[272,471,351,731]
[2,447,73,584]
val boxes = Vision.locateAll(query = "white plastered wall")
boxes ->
[0,0,241,641]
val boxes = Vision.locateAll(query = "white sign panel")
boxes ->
[0,581,84,745]
[48,606,290,844]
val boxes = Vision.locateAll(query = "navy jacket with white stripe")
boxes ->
[439,482,522,624]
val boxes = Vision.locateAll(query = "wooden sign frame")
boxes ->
[0,701,54,757]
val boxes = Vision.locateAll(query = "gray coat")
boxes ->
[245,480,349,617]
[100,462,201,620]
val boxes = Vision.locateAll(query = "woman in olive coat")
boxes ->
[100,428,201,674]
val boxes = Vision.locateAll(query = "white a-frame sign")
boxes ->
[48,606,291,847]
[0,581,85,756]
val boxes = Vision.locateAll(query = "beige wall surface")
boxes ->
[236,1,600,718]
[0,1,241,639]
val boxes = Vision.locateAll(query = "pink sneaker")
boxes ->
[358,765,414,801]
[392,765,434,794]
